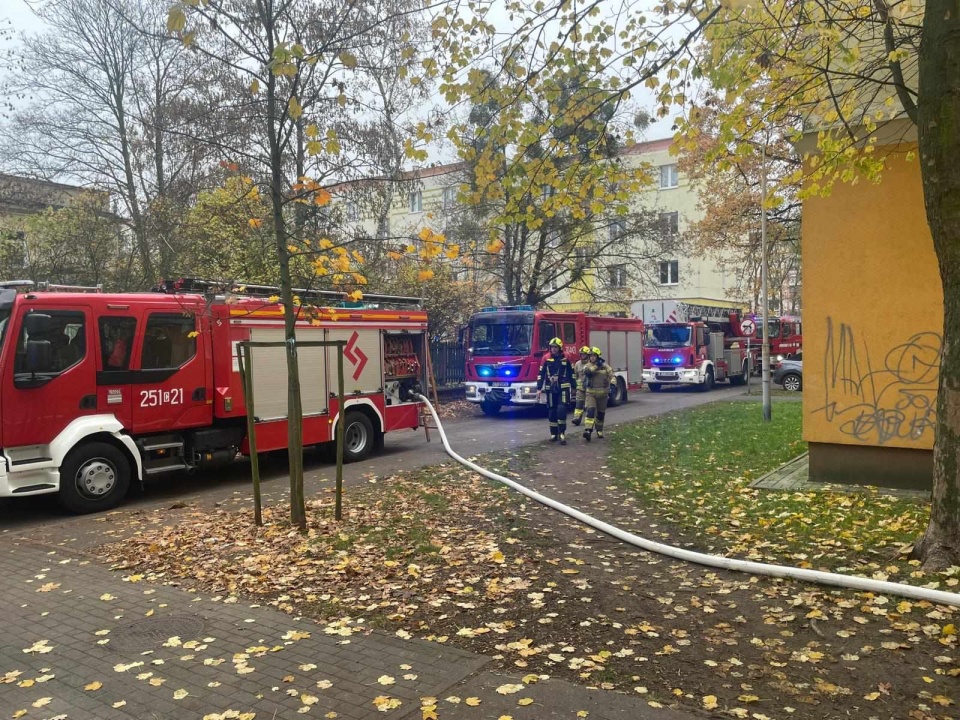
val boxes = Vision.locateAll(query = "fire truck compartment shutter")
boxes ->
[244,328,329,420]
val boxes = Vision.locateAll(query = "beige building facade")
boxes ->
[337,138,748,312]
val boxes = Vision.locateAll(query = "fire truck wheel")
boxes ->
[57,442,131,514]
[648,383,662,392]
[608,378,628,406]
[700,367,715,392]
[342,411,375,462]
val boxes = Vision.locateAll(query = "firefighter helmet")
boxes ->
[590,346,603,357]
[579,346,591,354]
[548,337,563,348]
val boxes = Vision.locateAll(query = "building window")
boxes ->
[345,201,359,223]
[442,186,457,209]
[660,164,679,189]
[659,211,679,242]
[608,264,628,288]
[409,190,423,213]
[542,185,556,202]
[608,219,627,244]
[659,260,680,286]
[574,245,594,269]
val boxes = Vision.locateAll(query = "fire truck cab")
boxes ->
[642,314,750,391]
[0,281,428,513]
[464,305,644,415]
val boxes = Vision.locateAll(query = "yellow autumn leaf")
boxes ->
[491,550,505,563]
[250,79,260,95]
[737,694,759,703]
[166,7,187,32]
[517,698,534,706]
[465,697,481,706]
[173,689,189,700]
[288,96,303,120]
[266,295,280,304]
[444,245,460,260]
[373,695,402,711]
[943,624,957,636]
[187,331,199,339]
[84,681,103,691]
[417,269,434,282]
[248,218,263,229]
[32,698,51,708]
[339,51,358,68]
[576,712,588,718]
[702,695,718,710]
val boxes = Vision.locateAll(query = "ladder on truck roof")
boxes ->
[0,280,103,293]
[155,277,423,309]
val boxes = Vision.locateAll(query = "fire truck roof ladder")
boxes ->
[157,277,423,309]
[0,280,103,293]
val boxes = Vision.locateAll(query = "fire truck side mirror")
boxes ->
[24,312,53,336]
[25,339,53,373]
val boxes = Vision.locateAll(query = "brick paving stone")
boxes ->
[0,537,699,720]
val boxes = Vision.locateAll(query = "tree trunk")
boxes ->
[264,19,307,531]
[915,0,960,568]
[116,89,154,285]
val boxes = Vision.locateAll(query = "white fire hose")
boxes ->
[417,395,960,608]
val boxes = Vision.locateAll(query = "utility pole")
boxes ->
[761,140,772,422]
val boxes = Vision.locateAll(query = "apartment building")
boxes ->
[335,138,747,313]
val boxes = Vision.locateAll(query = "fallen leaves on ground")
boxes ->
[96,407,958,720]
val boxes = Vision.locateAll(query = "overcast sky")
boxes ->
[5,0,45,35]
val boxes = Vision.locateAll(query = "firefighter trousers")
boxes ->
[584,390,608,435]
[572,389,586,425]
[546,391,569,438]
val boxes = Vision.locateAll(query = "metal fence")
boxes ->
[430,341,465,388]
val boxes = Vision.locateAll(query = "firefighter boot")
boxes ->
[583,430,591,442]
[559,432,566,445]
[596,430,604,439]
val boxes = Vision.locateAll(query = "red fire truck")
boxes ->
[464,305,644,415]
[0,279,428,513]
[638,302,751,391]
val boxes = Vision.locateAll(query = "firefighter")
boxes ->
[582,346,614,442]
[571,346,591,426]
[536,337,574,444]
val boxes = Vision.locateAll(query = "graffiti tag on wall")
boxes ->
[814,318,942,445]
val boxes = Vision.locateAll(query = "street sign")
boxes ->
[740,319,757,336]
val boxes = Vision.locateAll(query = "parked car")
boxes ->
[773,356,803,391]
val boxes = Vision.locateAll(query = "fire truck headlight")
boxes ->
[466,385,477,395]
[521,386,537,396]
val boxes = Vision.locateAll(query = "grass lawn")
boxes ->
[608,401,946,583]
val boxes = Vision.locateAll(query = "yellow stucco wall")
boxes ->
[802,145,943,450]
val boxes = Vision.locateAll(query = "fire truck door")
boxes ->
[2,306,97,450]
[128,311,212,434]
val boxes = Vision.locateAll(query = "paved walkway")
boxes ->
[0,540,696,720]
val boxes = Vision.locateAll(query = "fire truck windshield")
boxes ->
[469,316,533,357]
[646,324,692,347]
